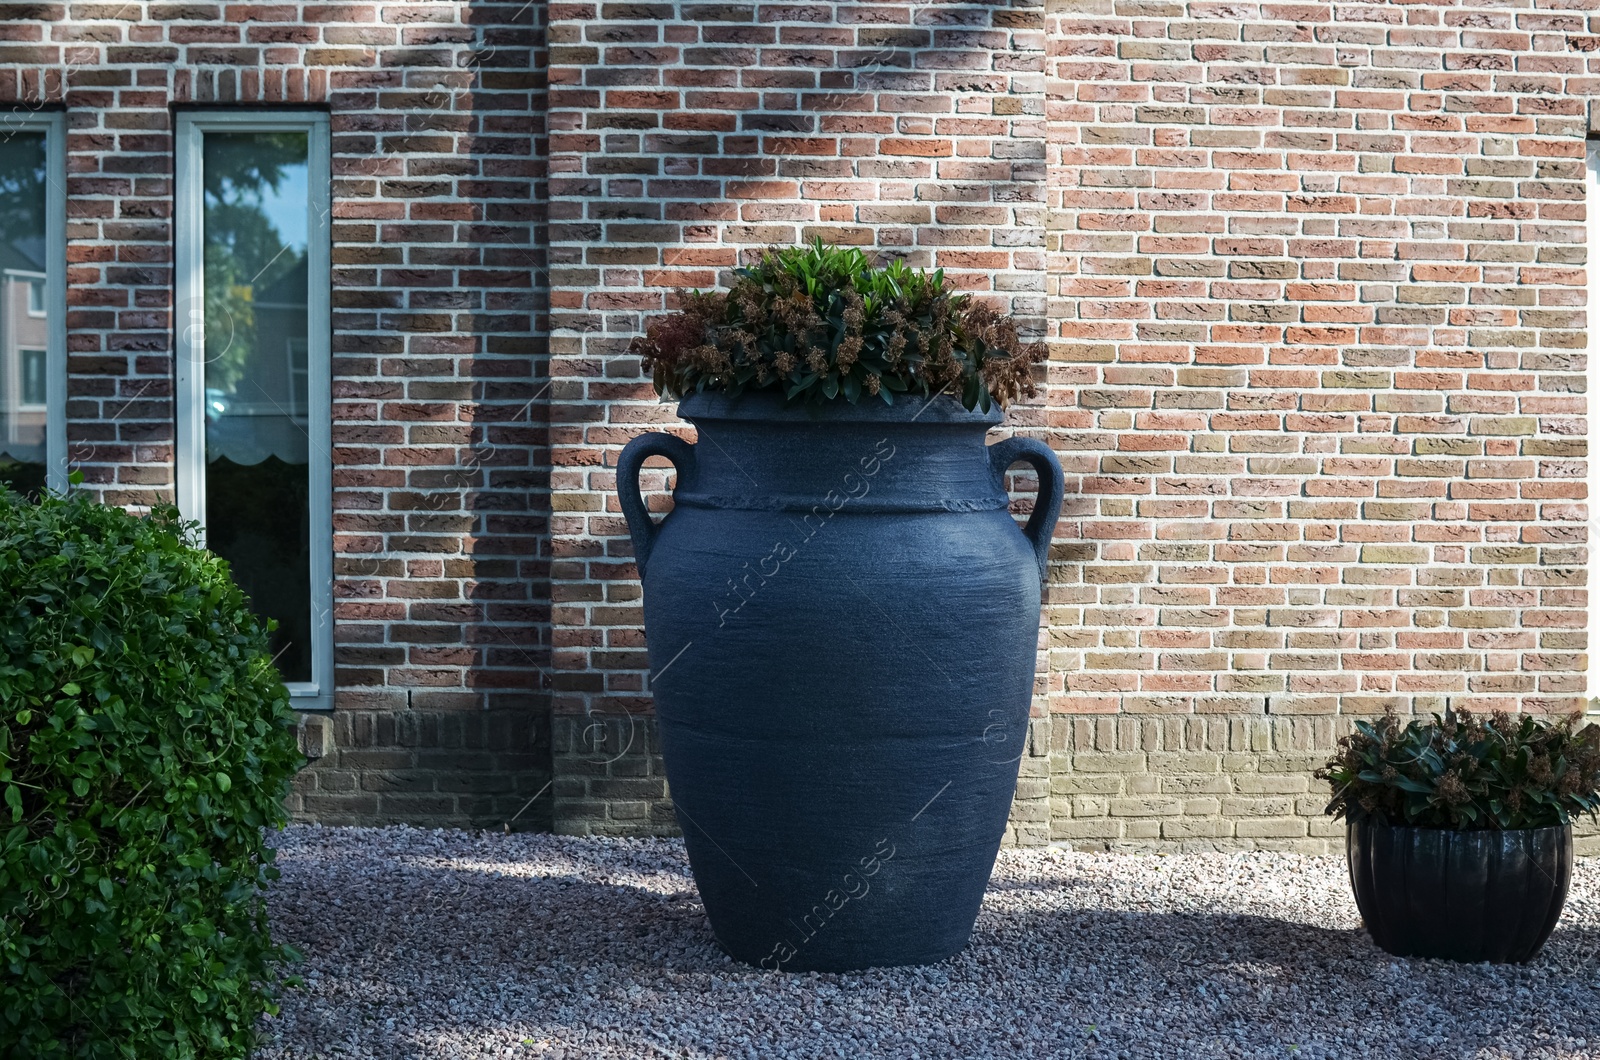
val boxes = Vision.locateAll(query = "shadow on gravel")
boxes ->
[971,907,1600,1059]
[993,905,1372,967]
[271,856,1600,980]
[269,862,729,973]
[263,848,1600,1060]
[997,902,1600,977]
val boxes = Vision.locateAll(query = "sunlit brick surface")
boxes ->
[1037,0,1597,848]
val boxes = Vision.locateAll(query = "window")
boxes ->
[175,111,332,708]
[0,113,66,500]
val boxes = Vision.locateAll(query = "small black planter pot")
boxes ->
[1346,816,1572,964]
[618,391,1064,973]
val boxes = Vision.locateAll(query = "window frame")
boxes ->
[2,112,67,492]
[173,110,334,710]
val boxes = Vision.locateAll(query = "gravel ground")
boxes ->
[257,825,1600,1060]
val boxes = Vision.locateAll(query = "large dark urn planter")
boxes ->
[1347,816,1572,963]
[618,391,1064,972]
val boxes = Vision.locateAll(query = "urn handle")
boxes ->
[618,432,697,580]
[988,436,1065,583]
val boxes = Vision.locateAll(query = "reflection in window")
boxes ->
[0,132,49,499]
[20,349,45,406]
[201,131,313,683]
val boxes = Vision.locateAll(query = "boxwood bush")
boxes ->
[0,485,302,1058]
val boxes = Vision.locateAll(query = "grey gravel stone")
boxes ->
[257,825,1600,1059]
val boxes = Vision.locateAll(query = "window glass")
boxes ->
[0,131,49,498]
[201,131,313,683]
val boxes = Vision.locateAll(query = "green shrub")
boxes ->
[0,486,302,1058]
[1315,710,1600,830]
[629,241,1045,411]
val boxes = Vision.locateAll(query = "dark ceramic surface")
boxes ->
[1346,817,1572,964]
[618,391,1064,971]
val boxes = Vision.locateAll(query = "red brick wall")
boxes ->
[1042,0,1598,849]
[542,0,1051,832]
[1046,0,1591,718]
[545,0,1600,846]
[0,0,555,827]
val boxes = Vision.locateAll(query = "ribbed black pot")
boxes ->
[617,391,1064,972]
[1346,816,1572,963]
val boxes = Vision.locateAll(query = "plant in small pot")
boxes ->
[617,243,1061,972]
[1316,709,1600,964]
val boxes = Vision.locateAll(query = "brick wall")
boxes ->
[547,0,1600,850]
[1,0,555,829]
[1042,0,1597,850]
[543,0,1051,833]
[8,1,1600,849]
